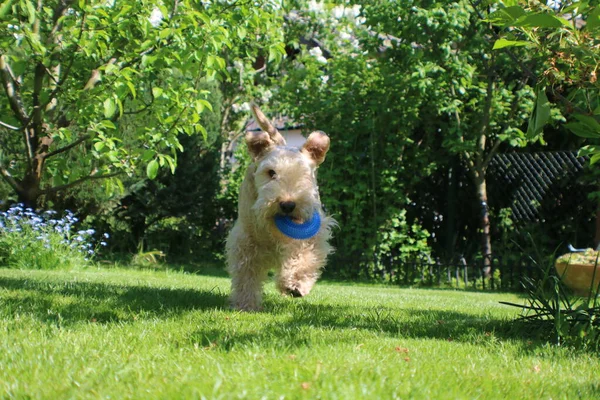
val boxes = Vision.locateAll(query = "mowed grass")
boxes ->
[0,267,599,399]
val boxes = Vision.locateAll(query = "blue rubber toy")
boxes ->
[274,210,321,240]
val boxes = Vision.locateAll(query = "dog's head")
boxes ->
[246,104,330,224]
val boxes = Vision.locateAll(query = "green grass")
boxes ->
[0,266,599,399]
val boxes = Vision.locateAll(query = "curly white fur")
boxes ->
[226,108,335,311]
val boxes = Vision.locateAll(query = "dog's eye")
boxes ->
[268,169,277,179]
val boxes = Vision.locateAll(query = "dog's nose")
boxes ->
[279,201,296,214]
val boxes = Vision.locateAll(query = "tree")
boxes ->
[278,0,537,276]
[0,0,284,208]
[106,81,223,255]
[487,0,600,245]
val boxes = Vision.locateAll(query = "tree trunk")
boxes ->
[16,124,52,209]
[475,173,492,278]
[16,181,40,209]
[473,63,495,279]
[444,158,459,261]
[594,207,600,250]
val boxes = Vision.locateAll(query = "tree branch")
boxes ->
[31,62,46,139]
[469,0,599,122]
[40,171,122,195]
[475,63,496,172]
[43,11,87,110]
[482,139,502,173]
[0,165,23,193]
[0,120,20,131]
[123,99,153,115]
[482,79,527,171]
[119,44,163,71]
[169,0,181,19]
[43,134,91,160]
[0,55,28,124]
[48,0,75,39]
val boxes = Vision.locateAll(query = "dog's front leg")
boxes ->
[228,257,269,311]
[276,249,324,298]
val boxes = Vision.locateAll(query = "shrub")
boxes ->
[502,260,600,351]
[0,204,108,270]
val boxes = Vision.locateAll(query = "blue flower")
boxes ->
[1,203,106,262]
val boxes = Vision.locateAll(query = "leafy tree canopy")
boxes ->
[0,0,284,208]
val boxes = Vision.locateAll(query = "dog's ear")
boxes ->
[301,131,330,165]
[251,103,286,146]
[245,131,275,159]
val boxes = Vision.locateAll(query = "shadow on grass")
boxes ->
[0,274,538,350]
[189,299,538,352]
[0,276,228,326]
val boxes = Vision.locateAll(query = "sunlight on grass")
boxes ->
[1,267,599,399]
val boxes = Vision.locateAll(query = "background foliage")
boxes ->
[1,0,598,283]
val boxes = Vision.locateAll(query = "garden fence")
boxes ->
[328,253,546,292]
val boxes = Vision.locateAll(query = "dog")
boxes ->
[225,104,335,311]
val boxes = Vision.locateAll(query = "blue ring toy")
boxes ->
[274,210,321,240]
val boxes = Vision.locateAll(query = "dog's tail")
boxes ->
[251,103,286,146]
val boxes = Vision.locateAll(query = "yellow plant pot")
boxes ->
[555,261,600,297]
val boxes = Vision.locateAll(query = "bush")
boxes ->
[0,204,108,270]
[502,260,600,351]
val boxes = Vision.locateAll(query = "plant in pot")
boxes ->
[555,249,600,297]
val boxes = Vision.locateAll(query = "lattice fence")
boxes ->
[488,151,588,221]
[328,151,595,291]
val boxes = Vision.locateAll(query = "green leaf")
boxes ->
[103,97,116,119]
[237,26,247,40]
[99,120,116,130]
[562,1,588,15]
[94,142,105,152]
[165,156,176,174]
[492,39,532,50]
[573,113,600,131]
[527,89,551,137]
[198,124,207,141]
[152,87,163,98]
[195,99,213,113]
[141,149,156,162]
[159,28,171,39]
[146,159,159,180]
[587,6,600,31]
[565,122,600,139]
[115,178,125,194]
[579,145,600,158]
[25,0,36,25]
[126,81,136,99]
[0,0,12,17]
[486,6,525,25]
[513,13,571,28]
[590,152,600,165]
[268,43,286,63]
[117,97,123,117]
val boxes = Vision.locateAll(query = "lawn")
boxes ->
[0,266,598,399]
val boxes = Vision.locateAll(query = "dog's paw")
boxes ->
[283,285,309,298]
